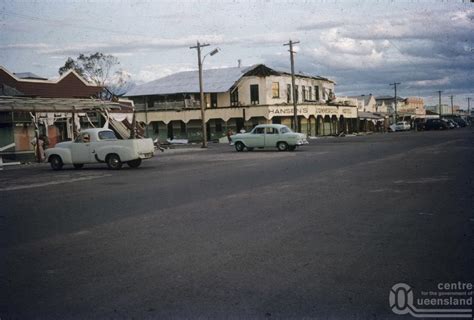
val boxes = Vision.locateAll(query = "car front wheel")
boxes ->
[277,142,288,151]
[235,142,245,152]
[106,154,122,170]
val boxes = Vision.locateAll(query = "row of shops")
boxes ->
[0,96,133,161]
[0,63,432,162]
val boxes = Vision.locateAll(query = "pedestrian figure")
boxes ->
[31,135,46,162]
[226,129,233,144]
[153,138,165,152]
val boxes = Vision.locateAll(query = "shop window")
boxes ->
[211,93,218,108]
[250,84,259,105]
[272,82,280,98]
[230,88,239,106]
[215,121,222,132]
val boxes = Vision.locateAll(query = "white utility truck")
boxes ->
[45,128,154,170]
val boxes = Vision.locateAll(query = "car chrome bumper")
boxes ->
[139,152,154,159]
[296,140,309,146]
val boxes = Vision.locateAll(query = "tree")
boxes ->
[58,52,131,98]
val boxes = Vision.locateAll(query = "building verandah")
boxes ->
[135,103,358,142]
[0,96,129,161]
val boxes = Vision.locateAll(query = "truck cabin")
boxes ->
[74,129,118,143]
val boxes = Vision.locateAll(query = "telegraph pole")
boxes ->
[190,41,210,148]
[437,91,443,117]
[390,82,400,123]
[450,95,454,116]
[468,97,471,124]
[284,39,300,132]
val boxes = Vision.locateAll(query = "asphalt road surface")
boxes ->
[1,129,473,319]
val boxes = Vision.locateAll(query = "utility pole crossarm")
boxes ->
[189,43,210,50]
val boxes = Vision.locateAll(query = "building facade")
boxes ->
[125,64,358,142]
[0,66,128,161]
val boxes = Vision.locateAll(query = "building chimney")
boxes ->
[238,59,241,68]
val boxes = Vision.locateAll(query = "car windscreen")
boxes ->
[98,131,117,140]
[280,127,292,134]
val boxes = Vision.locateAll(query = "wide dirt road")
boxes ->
[1,129,473,319]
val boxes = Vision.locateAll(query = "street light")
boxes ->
[190,42,220,148]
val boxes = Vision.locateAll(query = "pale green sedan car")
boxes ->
[230,124,308,152]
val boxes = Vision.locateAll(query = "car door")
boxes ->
[264,127,279,147]
[246,127,265,147]
[71,133,91,163]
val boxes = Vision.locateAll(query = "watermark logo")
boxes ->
[389,282,472,318]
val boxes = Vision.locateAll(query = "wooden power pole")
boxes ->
[190,41,210,148]
[450,95,454,116]
[390,82,400,123]
[437,91,443,117]
[284,40,300,132]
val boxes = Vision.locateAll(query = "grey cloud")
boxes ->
[297,20,344,31]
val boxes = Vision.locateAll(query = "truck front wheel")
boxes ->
[127,158,142,168]
[50,155,63,171]
[106,154,122,170]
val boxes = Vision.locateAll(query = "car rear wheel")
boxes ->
[50,155,63,171]
[235,142,245,152]
[127,158,142,168]
[106,154,122,170]
[73,164,84,169]
[277,141,288,151]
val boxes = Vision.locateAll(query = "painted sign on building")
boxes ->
[268,105,357,119]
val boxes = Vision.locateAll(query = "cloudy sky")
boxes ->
[1,0,473,107]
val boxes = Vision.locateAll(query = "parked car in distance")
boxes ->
[449,120,460,128]
[442,119,456,129]
[45,128,155,170]
[230,124,308,151]
[452,117,467,127]
[424,119,449,130]
[393,121,411,131]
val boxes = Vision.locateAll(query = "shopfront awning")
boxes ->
[358,111,385,120]
[0,96,125,113]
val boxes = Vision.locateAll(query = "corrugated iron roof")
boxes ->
[125,64,335,97]
[126,65,255,97]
